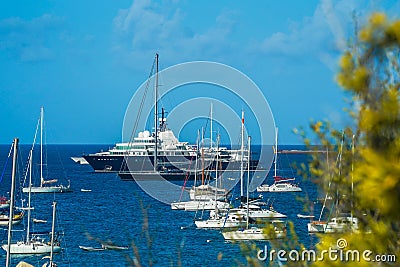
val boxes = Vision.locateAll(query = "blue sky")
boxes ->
[1,0,399,145]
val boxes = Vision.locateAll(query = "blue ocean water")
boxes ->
[0,144,321,266]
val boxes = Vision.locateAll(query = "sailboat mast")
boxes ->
[214,134,219,204]
[336,133,344,216]
[201,127,205,185]
[50,201,57,265]
[26,150,33,243]
[240,110,245,198]
[194,129,199,187]
[40,106,44,187]
[274,127,278,177]
[246,136,251,229]
[318,147,328,221]
[6,138,18,267]
[351,135,355,229]
[210,103,213,150]
[153,54,159,172]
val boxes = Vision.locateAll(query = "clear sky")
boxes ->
[1,0,399,145]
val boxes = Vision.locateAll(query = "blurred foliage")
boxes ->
[310,12,400,266]
[239,12,400,266]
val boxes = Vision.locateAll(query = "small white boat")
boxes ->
[33,218,47,223]
[297,214,315,219]
[70,157,89,164]
[79,245,105,252]
[79,244,128,251]
[80,189,92,192]
[32,218,47,223]
[102,244,129,250]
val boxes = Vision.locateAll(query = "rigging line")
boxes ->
[22,117,41,188]
[44,118,50,181]
[220,182,237,231]
[0,142,14,184]
[119,56,156,173]
[178,155,194,203]
[54,144,70,184]
[55,205,71,265]
[284,152,296,178]
[130,56,156,142]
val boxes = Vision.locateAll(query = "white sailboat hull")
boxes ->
[222,227,285,240]
[184,200,230,211]
[257,183,302,192]
[170,200,230,211]
[22,185,72,193]
[1,242,61,254]
[0,212,24,226]
[308,217,358,233]
[307,221,326,233]
[195,218,246,229]
[0,219,23,226]
[230,207,287,219]
[0,203,10,209]
[195,220,245,229]
[324,217,359,233]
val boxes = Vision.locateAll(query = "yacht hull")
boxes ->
[84,153,259,175]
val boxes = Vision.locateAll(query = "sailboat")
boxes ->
[2,149,62,254]
[257,128,302,192]
[229,200,287,220]
[229,115,286,219]
[171,132,230,211]
[194,135,246,229]
[222,137,286,240]
[22,107,71,193]
[194,208,247,229]
[0,141,24,227]
[307,135,358,233]
[41,202,59,267]
[0,211,24,226]
[2,202,62,254]
[0,197,10,209]
[189,127,229,201]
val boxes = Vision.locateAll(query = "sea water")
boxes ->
[0,144,321,266]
